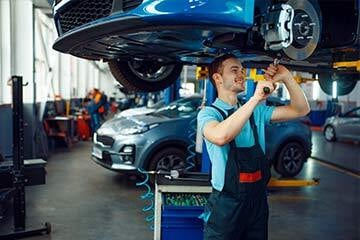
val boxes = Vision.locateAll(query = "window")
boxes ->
[345,108,360,118]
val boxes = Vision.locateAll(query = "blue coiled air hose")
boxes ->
[136,168,154,230]
[185,116,197,171]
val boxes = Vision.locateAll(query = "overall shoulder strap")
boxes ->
[249,114,260,146]
[208,104,236,148]
[209,104,227,120]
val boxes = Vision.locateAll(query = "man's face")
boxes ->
[219,58,246,93]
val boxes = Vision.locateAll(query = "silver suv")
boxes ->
[92,96,202,173]
[92,96,312,177]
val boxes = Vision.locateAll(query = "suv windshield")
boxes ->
[153,97,201,118]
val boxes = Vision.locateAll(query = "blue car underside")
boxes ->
[52,0,359,94]
[53,0,256,64]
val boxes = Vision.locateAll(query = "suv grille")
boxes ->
[96,135,114,147]
[58,0,143,35]
[59,0,113,34]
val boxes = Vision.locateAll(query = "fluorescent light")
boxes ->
[313,81,320,100]
[332,81,337,99]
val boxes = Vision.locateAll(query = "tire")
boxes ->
[275,142,306,177]
[148,147,187,184]
[318,72,358,96]
[324,125,336,142]
[45,222,52,234]
[108,59,183,92]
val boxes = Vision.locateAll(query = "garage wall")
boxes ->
[339,82,360,107]
[11,0,34,103]
[287,72,359,108]
[1,0,36,104]
[34,9,117,102]
[308,80,360,108]
[0,4,118,105]
[0,0,12,103]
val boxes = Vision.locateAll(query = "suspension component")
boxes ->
[282,0,321,60]
[261,3,294,51]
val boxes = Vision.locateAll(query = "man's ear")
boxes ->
[213,73,222,85]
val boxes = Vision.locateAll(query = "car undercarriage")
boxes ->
[52,0,359,94]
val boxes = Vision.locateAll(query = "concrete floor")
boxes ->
[311,131,360,173]
[0,131,359,240]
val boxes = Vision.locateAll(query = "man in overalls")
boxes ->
[198,54,310,240]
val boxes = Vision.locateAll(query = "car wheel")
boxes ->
[318,72,358,96]
[148,147,187,183]
[275,142,306,177]
[108,59,183,92]
[324,125,336,142]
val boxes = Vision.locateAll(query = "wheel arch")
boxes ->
[142,140,189,170]
[271,137,310,166]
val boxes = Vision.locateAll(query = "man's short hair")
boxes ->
[208,53,237,88]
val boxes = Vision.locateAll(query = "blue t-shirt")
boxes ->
[197,98,275,191]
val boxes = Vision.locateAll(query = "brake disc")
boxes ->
[283,0,321,60]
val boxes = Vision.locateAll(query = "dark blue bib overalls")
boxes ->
[204,105,270,240]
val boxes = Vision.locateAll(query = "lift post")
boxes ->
[0,76,51,240]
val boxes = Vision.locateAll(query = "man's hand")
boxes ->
[264,63,311,122]
[252,80,275,102]
[263,64,292,84]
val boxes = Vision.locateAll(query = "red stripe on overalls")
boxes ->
[239,170,262,183]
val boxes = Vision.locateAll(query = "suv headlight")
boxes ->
[120,124,158,135]
[93,132,97,143]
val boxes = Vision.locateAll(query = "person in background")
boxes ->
[86,88,101,133]
[97,91,109,120]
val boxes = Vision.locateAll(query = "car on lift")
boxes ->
[91,95,311,178]
[323,106,360,142]
[52,0,359,96]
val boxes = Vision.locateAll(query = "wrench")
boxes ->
[263,58,280,94]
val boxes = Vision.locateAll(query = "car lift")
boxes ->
[333,60,360,72]
[0,76,51,240]
[267,177,319,187]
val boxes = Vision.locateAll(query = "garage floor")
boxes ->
[0,131,359,240]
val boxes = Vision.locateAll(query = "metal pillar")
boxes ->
[205,79,216,106]
[164,78,180,105]
[0,76,51,239]
[12,76,26,231]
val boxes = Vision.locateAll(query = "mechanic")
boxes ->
[86,88,102,133]
[197,54,310,240]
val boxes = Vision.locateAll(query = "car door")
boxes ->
[337,108,360,140]
[347,108,360,140]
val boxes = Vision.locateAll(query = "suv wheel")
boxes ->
[108,59,183,92]
[148,147,187,183]
[324,125,336,142]
[275,142,306,177]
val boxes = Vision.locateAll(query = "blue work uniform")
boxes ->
[197,98,274,240]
